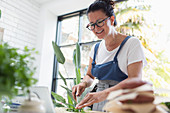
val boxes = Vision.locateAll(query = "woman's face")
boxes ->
[87,10,113,39]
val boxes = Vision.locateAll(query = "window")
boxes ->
[52,0,170,97]
[60,16,79,46]
[51,9,100,97]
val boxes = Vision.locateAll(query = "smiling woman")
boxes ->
[52,0,170,112]
[72,0,147,111]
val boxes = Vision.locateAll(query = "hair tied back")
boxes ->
[97,0,115,8]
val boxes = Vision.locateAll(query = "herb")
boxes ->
[52,41,89,112]
[0,43,38,99]
[161,102,170,112]
[164,102,170,109]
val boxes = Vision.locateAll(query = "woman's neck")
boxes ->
[104,31,120,51]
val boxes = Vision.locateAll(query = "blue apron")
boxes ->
[91,36,131,111]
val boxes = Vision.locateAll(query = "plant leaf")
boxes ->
[0,9,1,18]
[51,92,67,105]
[73,78,76,86]
[73,49,76,67]
[52,41,65,64]
[76,68,81,85]
[60,85,72,94]
[59,71,67,86]
[60,85,77,105]
[165,102,170,109]
[76,43,81,68]
[53,100,65,107]
[67,94,74,109]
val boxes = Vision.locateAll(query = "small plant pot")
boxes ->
[18,100,46,113]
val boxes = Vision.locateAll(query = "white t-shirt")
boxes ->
[89,37,147,75]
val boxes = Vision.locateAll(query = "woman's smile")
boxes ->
[96,29,104,34]
[95,29,105,39]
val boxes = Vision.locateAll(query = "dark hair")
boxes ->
[87,0,117,26]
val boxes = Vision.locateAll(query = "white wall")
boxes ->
[36,7,57,90]
[42,0,94,15]
[0,0,40,79]
[0,0,94,91]
[0,0,40,49]
[36,0,94,91]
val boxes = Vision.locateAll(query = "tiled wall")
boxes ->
[0,0,40,49]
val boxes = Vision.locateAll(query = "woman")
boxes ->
[72,0,147,111]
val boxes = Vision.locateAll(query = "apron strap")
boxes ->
[92,42,100,66]
[113,36,131,62]
[92,36,131,65]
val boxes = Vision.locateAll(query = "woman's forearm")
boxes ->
[82,74,94,88]
[104,77,145,94]
[104,61,144,93]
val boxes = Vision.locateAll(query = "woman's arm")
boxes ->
[105,61,143,93]
[72,57,94,99]
[76,61,144,109]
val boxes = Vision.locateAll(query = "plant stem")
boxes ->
[28,90,31,101]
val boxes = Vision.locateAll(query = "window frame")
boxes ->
[51,9,101,92]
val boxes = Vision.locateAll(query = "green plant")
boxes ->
[164,102,170,110]
[161,102,170,112]
[52,41,88,112]
[115,1,151,35]
[0,43,38,99]
[73,43,81,85]
[0,9,1,19]
[115,0,170,89]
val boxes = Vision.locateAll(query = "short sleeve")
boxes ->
[127,38,147,67]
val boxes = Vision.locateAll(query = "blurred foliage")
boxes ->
[164,102,170,110]
[161,102,170,112]
[0,43,38,99]
[115,0,170,89]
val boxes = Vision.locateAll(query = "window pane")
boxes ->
[60,16,79,46]
[58,43,98,79]
[81,42,97,77]
[81,15,98,43]
[58,45,76,78]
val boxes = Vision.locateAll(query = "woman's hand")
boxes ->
[72,82,87,101]
[75,78,151,109]
[75,90,109,109]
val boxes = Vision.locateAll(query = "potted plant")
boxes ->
[0,42,38,112]
[51,41,93,113]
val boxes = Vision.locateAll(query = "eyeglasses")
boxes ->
[86,17,110,31]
